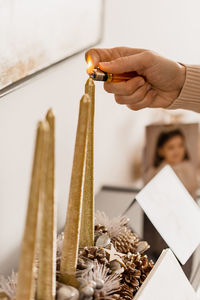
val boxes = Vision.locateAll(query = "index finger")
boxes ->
[85,47,145,67]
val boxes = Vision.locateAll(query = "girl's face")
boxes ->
[159,135,186,165]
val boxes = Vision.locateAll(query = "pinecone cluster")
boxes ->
[71,213,154,299]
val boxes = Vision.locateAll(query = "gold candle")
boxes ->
[37,109,56,300]
[60,94,90,287]
[79,78,95,247]
[16,121,50,300]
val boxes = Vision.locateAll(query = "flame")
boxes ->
[86,56,94,74]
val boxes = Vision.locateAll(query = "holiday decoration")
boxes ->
[0,78,154,300]
[0,271,17,299]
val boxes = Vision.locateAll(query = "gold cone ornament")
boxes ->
[16,120,50,300]
[59,94,91,287]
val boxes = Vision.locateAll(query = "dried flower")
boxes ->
[77,260,121,299]
[56,232,64,274]
[0,271,17,299]
[57,232,64,261]
[95,211,129,239]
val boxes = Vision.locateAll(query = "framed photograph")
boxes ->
[143,123,199,199]
[0,0,104,96]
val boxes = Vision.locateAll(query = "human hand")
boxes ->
[85,47,186,110]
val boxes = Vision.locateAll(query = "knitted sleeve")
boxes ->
[168,65,200,113]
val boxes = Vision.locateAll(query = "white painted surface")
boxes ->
[136,166,200,264]
[135,249,198,300]
[0,0,102,89]
[1,0,200,274]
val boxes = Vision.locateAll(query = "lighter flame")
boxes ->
[87,56,94,74]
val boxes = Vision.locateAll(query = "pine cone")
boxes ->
[122,253,154,296]
[78,246,109,267]
[118,283,134,300]
[111,228,140,254]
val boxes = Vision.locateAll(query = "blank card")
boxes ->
[136,165,200,265]
[135,249,198,300]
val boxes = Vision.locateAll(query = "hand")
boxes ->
[85,47,186,110]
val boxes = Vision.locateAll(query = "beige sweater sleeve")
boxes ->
[168,65,200,112]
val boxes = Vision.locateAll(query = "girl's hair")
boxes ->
[153,129,189,167]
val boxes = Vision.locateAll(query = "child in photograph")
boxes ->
[144,128,197,199]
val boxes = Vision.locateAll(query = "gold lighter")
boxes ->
[89,67,140,82]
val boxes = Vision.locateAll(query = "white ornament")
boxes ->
[57,285,79,300]
[95,278,104,289]
[80,285,94,297]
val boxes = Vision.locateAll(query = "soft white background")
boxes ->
[1,0,200,274]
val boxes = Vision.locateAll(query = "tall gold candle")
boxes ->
[79,78,95,247]
[37,109,56,300]
[60,94,90,287]
[16,121,50,300]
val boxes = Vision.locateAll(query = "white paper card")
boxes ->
[136,165,200,264]
[135,249,198,300]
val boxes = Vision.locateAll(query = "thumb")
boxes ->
[99,52,147,74]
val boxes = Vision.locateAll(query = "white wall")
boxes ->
[1,0,200,274]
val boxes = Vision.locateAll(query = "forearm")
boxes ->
[168,65,200,113]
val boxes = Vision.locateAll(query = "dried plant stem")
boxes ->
[37,109,56,300]
[79,78,95,247]
[60,94,90,287]
[16,121,50,300]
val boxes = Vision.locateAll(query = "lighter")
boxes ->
[87,56,142,83]
[89,67,140,82]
